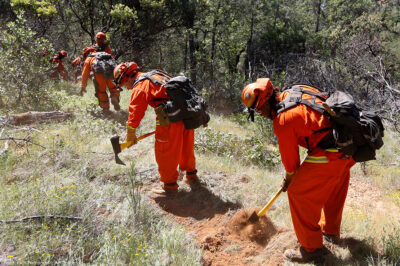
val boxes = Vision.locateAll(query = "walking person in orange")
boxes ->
[80,52,120,112]
[241,79,356,263]
[50,50,69,81]
[113,62,200,195]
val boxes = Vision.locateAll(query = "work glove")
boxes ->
[126,126,137,147]
[281,172,295,192]
[79,87,86,96]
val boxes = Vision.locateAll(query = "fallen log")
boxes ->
[0,111,72,126]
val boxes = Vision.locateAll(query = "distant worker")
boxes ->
[50,50,69,81]
[241,79,356,263]
[71,56,82,83]
[91,32,113,57]
[113,62,203,195]
[80,51,119,113]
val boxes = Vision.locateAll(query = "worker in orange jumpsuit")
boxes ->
[80,52,120,112]
[242,79,356,263]
[71,56,82,83]
[91,32,113,56]
[50,50,69,81]
[113,62,199,195]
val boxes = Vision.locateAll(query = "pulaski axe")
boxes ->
[110,131,155,165]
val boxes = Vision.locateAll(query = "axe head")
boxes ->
[110,136,126,165]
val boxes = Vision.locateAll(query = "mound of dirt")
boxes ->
[228,208,277,246]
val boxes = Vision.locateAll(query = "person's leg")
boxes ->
[154,121,185,190]
[107,79,120,111]
[319,158,355,237]
[94,74,110,110]
[287,151,352,251]
[178,128,196,179]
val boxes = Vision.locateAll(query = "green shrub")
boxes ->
[195,127,279,168]
[0,12,54,111]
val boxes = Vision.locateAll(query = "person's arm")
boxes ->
[274,120,301,174]
[126,82,151,129]
[80,58,91,89]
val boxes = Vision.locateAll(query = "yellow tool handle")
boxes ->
[120,131,156,151]
[257,188,283,217]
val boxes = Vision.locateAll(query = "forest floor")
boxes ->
[1,83,400,265]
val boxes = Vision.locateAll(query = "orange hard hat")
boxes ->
[114,62,139,86]
[242,78,275,110]
[59,50,67,57]
[96,32,107,41]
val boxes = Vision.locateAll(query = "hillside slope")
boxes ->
[1,83,399,265]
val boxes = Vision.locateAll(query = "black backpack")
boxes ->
[91,52,116,79]
[133,70,210,130]
[276,86,384,162]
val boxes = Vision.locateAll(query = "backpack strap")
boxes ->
[132,70,171,88]
[275,86,327,115]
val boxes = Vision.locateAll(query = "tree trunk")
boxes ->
[315,0,322,33]
[0,111,72,126]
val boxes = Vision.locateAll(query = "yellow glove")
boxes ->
[281,172,295,192]
[126,126,137,146]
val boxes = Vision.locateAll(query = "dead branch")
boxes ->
[0,137,47,149]
[0,111,72,126]
[1,215,82,224]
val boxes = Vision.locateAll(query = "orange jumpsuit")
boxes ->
[81,56,119,109]
[127,72,196,189]
[51,57,69,80]
[273,85,355,252]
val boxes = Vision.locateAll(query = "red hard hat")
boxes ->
[59,50,67,57]
[96,32,107,41]
[114,62,139,86]
[242,78,275,109]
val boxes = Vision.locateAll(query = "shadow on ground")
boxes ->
[152,185,241,220]
[325,236,383,265]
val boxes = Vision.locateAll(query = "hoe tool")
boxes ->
[248,187,283,223]
[110,131,155,165]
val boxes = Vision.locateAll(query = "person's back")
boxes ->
[273,85,333,173]
[80,54,119,112]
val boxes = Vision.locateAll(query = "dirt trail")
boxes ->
[145,179,298,265]
[144,173,398,265]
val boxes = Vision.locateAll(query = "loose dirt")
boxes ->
[146,181,298,265]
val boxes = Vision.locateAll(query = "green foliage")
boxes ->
[110,4,137,23]
[195,127,279,168]
[11,0,57,17]
[0,12,55,110]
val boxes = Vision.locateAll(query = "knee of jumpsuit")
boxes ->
[286,149,354,251]
[154,121,186,185]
